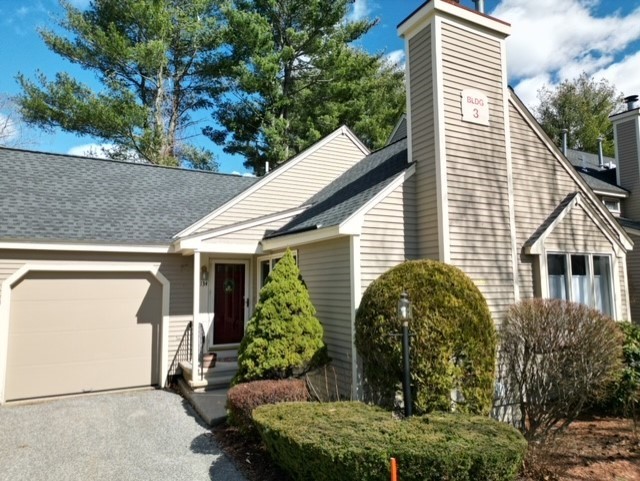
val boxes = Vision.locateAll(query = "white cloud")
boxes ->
[596,50,640,98]
[493,0,640,108]
[67,143,116,159]
[384,49,406,70]
[348,0,371,22]
[0,113,18,144]
[231,171,256,177]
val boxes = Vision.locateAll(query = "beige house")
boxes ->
[0,0,637,404]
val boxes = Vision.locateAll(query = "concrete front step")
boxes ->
[179,361,237,392]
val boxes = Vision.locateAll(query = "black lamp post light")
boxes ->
[397,291,413,418]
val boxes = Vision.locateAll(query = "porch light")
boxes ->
[201,265,209,286]
[397,291,413,418]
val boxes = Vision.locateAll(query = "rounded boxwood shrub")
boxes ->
[253,402,527,481]
[234,249,327,384]
[355,260,497,415]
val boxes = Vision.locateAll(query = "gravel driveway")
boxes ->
[0,389,246,481]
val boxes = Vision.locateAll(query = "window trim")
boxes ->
[256,250,298,293]
[543,251,615,317]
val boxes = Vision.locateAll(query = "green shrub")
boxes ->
[253,402,527,481]
[226,379,309,434]
[499,299,623,439]
[355,260,496,415]
[594,322,640,418]
[234,249,327,384]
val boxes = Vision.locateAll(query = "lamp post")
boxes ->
[397,292,413,417]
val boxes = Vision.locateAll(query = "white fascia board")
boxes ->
[0,241,173,254]
[509,94,634,251]
[593,190,628,199]
[398,0,511,40]
[526,194,581,255]
[339,166,416,235]
[176,206,308,244]
[181,240,261,255]
[610,108,640,123]
[260,225,342,251]
[173,126,370,239]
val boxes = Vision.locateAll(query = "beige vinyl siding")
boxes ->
[616,120,640,219]
[297,238,353,396]
[0,250,193,372]
[408,24,440,260]
[626,233,640,322]
[201,216,296,245]
[195,135,366,233]
[440,21,515,320]
[360,177,418,294]
[509,102,628,318]
[544,205,614,252]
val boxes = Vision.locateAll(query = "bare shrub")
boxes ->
[499,298,623,440]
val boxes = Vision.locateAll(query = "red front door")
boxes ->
[213,263,246,345]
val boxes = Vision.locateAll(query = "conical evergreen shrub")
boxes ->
[233,249,327,384]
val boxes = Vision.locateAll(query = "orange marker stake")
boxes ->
[390,457,398,481]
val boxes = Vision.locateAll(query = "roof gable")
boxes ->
[268,138,410,239]
[174,126,370,238]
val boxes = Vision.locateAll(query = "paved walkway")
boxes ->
[0,389,246,481]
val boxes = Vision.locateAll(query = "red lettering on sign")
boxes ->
[467,96,484,106]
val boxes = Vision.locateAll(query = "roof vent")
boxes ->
[624,95,639,111]
[597,135,604,169]
[473,0,485,13]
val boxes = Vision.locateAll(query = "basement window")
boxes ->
[546,253,613,316]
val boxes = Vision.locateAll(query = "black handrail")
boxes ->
[166,321,192,383]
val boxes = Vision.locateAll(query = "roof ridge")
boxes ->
[0,146,255,178]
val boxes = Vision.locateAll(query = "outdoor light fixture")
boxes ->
[201,265,209,286]
[397,291,413,418]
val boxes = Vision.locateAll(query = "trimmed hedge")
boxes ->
[226,379,309,433]
[355,260,496,414]
[253,402,527,481]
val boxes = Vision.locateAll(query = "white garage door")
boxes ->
[5,271,162,401]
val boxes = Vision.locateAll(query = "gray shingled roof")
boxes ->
[566,148,627,196]
[0,148,257,245]
[617,217,640,232]
[268,138,409,238]
[388,115,407,145]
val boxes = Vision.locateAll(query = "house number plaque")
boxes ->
[461,88,489,126]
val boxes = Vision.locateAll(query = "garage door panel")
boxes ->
[6,271,162,401]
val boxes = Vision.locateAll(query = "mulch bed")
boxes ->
[214,416,639,481]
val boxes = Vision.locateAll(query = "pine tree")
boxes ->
[17,0,224,169]
[205,0,405,174]
[234,249,327,384]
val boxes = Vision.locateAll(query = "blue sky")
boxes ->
[1,0,639,174]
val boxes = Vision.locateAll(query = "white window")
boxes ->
[602,199,621,216]
[257,251,297,290]
[546,253,613,316]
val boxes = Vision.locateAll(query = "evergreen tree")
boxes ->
[536,73,623,157]
[234,249,327,384]
[17,0,224,169]
[205,0,405,174]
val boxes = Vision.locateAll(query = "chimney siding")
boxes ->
[402,2,517,319]
[615,118,640,219]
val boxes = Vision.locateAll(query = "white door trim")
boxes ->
[0,261,170,404]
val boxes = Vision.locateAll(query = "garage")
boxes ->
[4,271,163,401]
